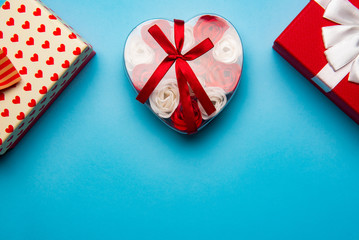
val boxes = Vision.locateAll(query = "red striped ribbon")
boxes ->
[0,49,21,90]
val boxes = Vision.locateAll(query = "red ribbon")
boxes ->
[0,49,21,91]
[136,19,216,133]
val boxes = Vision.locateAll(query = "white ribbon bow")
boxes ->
[323,0,359,84]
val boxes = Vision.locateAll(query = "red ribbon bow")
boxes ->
[136,19,216,134]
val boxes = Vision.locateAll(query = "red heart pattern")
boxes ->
[30,53,39,62]
[16,112,25,120]
[0,0,94,155]
[69,33,77,39]
[53,27,61,36]
[10,34,18,42]
[6,17,14,26]
[125,15,243,134]
[15,50,23,58]
[39,86,47,94]
[2,1,10,10]
[12,96,20,104]
[23,82,31,91]
[17,4,25,13]
[46,57,54,65]
[26,37,34,45]
[57,44,65,52]
[42,40,50,49]
[28,99,36,107]
[5,125,14,133]
[35,70,43,78]
[19,66,27,75]
[62,60,70,68]
[1,109,9,117]
[73,47,81,56]
[22,21,30,29]
[50,73,59,81]
[33,8,41,16]
[37,24,45,32]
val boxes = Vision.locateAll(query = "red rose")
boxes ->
[153,46,171,69]
[131,64,157,92]
[189,51,215,77]
[141,19,172,49]
[171,97,203,133]
[131,63,177,92]
[193,15,229,44]
[207,61,242,93]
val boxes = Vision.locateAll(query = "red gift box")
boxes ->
[274,0,359,124]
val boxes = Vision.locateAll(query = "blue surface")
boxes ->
[1,0,359,239]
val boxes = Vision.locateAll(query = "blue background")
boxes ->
[1,0,359,239]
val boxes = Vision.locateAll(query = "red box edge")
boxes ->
[273,40,359,124]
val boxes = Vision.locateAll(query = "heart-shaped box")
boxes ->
[124,14,243,134]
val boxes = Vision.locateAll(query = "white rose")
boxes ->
[189,77,206,96]
[199,87,227,120]
[149,79,180,118]
[171,25,195,54]
[125,36,155,71]
[212,30,242,64]
[183,25,196,53]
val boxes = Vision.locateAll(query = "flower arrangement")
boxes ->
[125,15,243,133]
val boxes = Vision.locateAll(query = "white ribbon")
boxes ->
[322,0,359,84]
[315,0,331,8]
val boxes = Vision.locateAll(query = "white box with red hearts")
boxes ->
[0,0,95,155]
